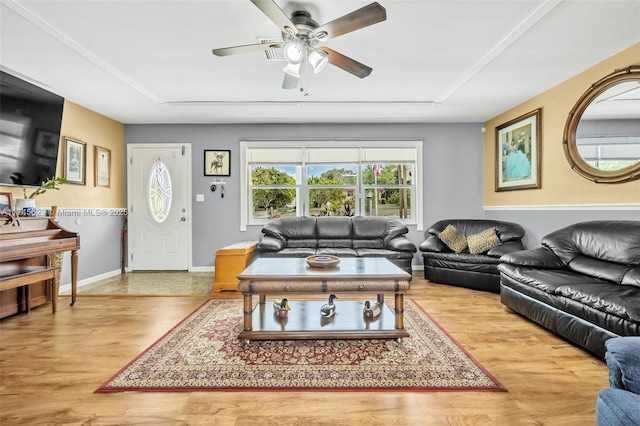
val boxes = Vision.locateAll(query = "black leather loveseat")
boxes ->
[498,220,640,358]
[419,219,526,293]
[256,216,417,276]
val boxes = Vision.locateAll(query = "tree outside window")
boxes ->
[251,166,296,219]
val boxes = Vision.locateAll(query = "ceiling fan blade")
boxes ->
[251,0,298,36]
[282,72,299,90]
[312,2,386,41]
[212,42,282,57]
[319,47,372,79]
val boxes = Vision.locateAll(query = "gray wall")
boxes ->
[56,213,124,283]
[485,209,640,250]
[124,123,486,268]
[123,122,639,271]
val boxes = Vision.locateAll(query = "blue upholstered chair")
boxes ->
[596,337,640,426]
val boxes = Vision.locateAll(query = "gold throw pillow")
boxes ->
[467,228,502,254]
[438,224,468,253]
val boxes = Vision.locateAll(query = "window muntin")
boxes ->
[147,159,172,224]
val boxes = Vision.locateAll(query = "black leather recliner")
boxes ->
[499,220,640,357]
[419,219,526,293]
[257,216,417,276]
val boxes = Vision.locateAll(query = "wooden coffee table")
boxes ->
[236,257,411,340]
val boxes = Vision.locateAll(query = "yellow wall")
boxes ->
[484,43,640,206]
[1,100,125,208]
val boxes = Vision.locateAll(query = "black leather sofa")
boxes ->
[256,216,417,276]
[419,219,526,293]
[498,220,640,358]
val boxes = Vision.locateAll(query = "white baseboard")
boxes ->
[190,266,215,272]
[59,269,122,293]
[120,266,214,273]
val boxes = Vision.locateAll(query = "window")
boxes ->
[241,140,422,230]
[147,159,172,223]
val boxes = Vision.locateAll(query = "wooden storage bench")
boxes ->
[0,264,60,314]
[213,241,257,292]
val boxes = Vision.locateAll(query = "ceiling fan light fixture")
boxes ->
[309,49,328,73]
[283,41,304,64]
[283,62,301,78]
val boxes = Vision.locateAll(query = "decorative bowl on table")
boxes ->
[305,255,340,269]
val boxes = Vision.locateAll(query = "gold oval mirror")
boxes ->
[563,65,640,183]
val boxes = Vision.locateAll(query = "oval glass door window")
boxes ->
[147,159,172,223]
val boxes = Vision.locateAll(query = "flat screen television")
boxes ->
[0,70,65,187]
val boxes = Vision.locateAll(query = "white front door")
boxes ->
[128,144,191,270]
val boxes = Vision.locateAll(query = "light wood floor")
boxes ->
[0,272,608,425]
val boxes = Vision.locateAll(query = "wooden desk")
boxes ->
[213,241,257,292]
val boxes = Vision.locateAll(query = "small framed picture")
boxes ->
[0,192,14,213]
[495,108,542,191]
[64,137,87,185]
[204,150,231,176]
[34,130,60,158]
[94,145,111,187]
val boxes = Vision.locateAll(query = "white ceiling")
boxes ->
[1,0,639,124]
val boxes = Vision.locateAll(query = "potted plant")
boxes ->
[15,176,66,215]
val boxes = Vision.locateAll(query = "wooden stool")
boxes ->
[213,241,257,292]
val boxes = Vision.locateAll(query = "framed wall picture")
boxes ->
[94,145,111,187]
[495,108,542,191]
[204,150,231,176]
[0,192,14,213]
[64,137,87,185]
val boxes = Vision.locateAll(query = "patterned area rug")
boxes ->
[96,299,505,392]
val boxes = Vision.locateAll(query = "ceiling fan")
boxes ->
[212,0,387,90]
